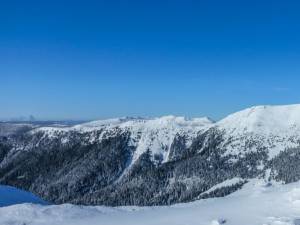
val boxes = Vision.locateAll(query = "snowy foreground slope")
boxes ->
[1,179,300,225]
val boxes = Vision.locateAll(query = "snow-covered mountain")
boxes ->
[216,104,300,158]
[33,115,214,165]
[0,104,300,206]
[32,104,300,161]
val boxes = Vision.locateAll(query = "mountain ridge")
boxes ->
[0,103,300,206]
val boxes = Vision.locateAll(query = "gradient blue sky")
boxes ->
[1,0,300,120]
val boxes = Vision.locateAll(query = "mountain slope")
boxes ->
[216,104,300,158]
[0,104,300,206]
[33,116,213,164]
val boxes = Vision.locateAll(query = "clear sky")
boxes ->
[1,0,300,121]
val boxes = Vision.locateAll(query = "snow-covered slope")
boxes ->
[216,104,300,158]
[218,104,300,134]
[33,116,214,164]
[1,179,300,225]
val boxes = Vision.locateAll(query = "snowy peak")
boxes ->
[216,104,300,158]
[218,104,300,134]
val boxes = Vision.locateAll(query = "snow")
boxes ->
[216,104,300,158]
[2,179,300,225]
[101,116,212,165]
[218,104,300,135]
[118,116,213,164]
[199,177,244,196]
[29,103,300,161]
[3,104,300,224]
[32,115,214,164]
[73,117,131,131]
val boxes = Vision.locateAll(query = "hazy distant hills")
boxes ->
[1,104,300,206]
[0,120,86,136]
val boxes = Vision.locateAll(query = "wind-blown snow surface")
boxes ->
[2,179,300,225]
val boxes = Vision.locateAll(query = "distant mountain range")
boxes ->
[1,104,300,206]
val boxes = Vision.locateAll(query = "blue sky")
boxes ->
[1,0,300,120]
